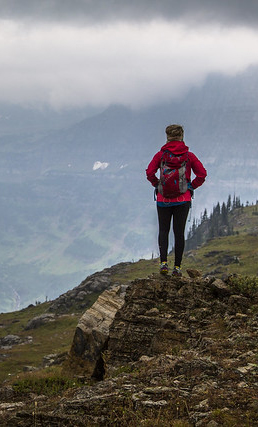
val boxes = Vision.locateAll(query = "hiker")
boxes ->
[146,124,207,276]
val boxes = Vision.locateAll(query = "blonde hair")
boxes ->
[165,124,184,141]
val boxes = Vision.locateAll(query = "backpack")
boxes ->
[157,150,189,198]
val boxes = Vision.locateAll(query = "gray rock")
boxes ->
[219,255,240,265]
[75,291,88,301]
[23,366,38,372]
[25,313,56,330]
[0,335,22,347]
[42,352,68,367]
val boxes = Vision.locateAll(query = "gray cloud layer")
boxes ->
[1,0,258,27]
[1,1,258,110]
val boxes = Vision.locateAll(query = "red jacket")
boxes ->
[146,140,207,203]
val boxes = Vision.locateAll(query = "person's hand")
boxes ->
[188,183,194,198]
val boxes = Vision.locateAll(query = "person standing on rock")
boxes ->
[146,124,207,276]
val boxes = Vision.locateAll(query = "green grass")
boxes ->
[111,231,258,281]
[226,274,258,297]
[111,258,160,284]
[0,302,51,337]
[12,368,83,396]
[183,233,258,277]
[0,303,80,384]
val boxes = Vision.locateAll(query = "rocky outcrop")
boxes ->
[48,262,132,313]
[53,275,258,425]
[69,285,128,378]
[0,335,33,349]
[25,313,56,330]
[42,352,68,368]
[0,335,22,347]
[107,274,236,365]
[1,272,258,426]
[67,272,258,378]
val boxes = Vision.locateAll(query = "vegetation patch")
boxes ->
[226,274,258,297]
[12,369,83,396]
[0,310,80,384]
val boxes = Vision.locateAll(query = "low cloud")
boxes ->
[1,20,258,109]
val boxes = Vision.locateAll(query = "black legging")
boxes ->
[157,202,191,266]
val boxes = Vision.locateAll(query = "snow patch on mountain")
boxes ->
[93,161,109,170]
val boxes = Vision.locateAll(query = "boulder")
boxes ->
[25,313,56,330]
[42,352,68,368]
[69,285,127,378]
[219,255,240,265]
[0,335,22,348]
[23,366,38,372]
[209,279,232,297]
[186,268,202,278]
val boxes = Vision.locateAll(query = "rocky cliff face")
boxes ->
[1,272,258,426]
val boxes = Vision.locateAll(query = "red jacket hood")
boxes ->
[161,140,189,155]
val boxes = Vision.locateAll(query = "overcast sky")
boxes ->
[1,0,258,110]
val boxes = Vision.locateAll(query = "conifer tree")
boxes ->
[202,208,208,221]
[221,202,228,226]
[185,194,242,250]
[214,202,221,216]
[227,195,231,211]
[233,194,236,209]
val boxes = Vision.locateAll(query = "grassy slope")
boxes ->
[183,205,258,277]
[0,303,80,384]
[0,205,257,385]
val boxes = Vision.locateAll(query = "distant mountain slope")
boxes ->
[184,203,258,277]
[0,103,103,135]
[186,196,257,249]
[1,66,258,312]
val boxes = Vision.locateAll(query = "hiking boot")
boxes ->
[172,266,182,277]
[160,262,169,275]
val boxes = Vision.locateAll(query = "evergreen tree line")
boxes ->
[185,195,257,251]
